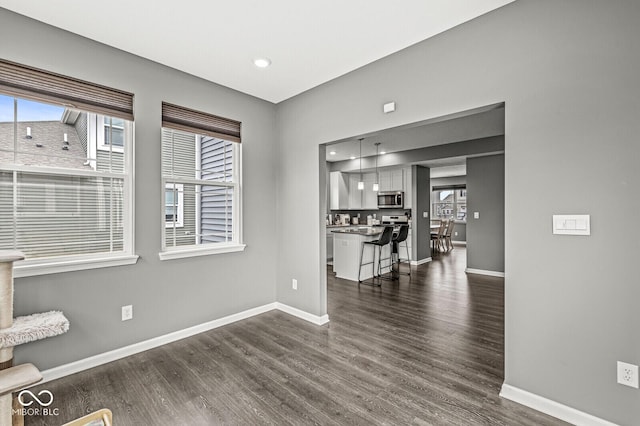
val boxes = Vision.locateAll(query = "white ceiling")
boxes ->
[0,0,514,103]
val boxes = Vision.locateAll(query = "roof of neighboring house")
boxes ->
[0,121,90,170]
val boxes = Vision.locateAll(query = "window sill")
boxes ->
[13,254,139,278]
[158,243,246,261]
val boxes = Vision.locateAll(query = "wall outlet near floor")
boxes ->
[292,279,298,290]
[121,305,133,321]
[617,361,639,388]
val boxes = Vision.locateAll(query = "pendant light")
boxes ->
[357,138,364,190]
[373,143,380,192]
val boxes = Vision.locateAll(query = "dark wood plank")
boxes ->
[25,246,567,425]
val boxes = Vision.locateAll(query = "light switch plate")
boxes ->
[423,212,428,218]
[473,212,480,219]
[553,215,590,235]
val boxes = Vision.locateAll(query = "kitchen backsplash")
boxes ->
[328,209,411,225]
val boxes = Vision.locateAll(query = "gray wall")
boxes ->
[275,1,640,424]
[466,155,504,272]
[1,9,278,371]
[413,166,430,261]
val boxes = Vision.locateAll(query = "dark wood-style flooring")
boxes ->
[27,246,566,425]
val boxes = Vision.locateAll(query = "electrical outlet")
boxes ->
[617,361,639,388]
[121,305,133,321]
[292,279,298,290]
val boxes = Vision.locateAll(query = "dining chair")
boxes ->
[444,220,456,251]
[430,220,447,254]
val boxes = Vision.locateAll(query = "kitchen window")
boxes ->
[159,102,244,260]
[0,59,136,276]
[432,186,466,222]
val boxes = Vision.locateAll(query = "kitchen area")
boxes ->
[326,163,419,282]
[324,104,506,283]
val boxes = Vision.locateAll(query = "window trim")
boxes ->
[158,242,246,261]
[0,99,135,270]
[13,253,139,278]
[159,129,243,259]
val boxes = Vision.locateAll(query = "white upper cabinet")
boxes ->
[330,171,349,210]
[348,174,362,209]
[331,168,411,210]
[362,173,378,209]
[379,169,404,192]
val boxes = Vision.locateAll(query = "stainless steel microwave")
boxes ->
[377,191,404,209]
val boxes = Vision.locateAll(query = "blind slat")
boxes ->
[0,59,134,121]
[162,102,241,143]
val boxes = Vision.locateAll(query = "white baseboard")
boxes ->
[275,302,330,326]
[40,302,328,384]
[500,384,618,426]
[410,257,432,266]
[465,267,504,278]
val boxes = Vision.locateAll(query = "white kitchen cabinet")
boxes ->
[403,166,412,209]
[362,173,378,209]
[330,171,348,210]
[379,169,403,192]
[348,174,362,209]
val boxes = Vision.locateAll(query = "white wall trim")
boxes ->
[453,241,467,246]
[39,301,328,384]
[500,384,618,426]
[14,254,139,278]
[275,302,330,326]
[410,257,432,266]
[465,268,504,278]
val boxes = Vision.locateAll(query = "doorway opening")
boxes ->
[319,101,506,378]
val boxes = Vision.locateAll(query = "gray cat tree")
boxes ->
[0,250,69,425]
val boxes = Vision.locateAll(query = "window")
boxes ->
[103,117,125,148]
[0,59,136,275]
[159,102,243,259]
[432,187,466,221]
[165,183,183,228]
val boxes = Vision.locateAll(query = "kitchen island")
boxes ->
[332,227,392,282]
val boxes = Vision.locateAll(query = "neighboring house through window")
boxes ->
[165,183,184,228]
[432,187,467,221]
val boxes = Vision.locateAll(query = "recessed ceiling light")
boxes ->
[329,151,336,155]
[380,151,387,155]
[350,156,356,160]
[253,58,271,68]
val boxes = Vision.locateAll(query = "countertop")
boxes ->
[331,227,385,236]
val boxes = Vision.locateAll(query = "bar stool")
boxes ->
[358,226,394,286]
[392,225,411,277]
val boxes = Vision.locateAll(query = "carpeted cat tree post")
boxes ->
[0,251,69,426]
